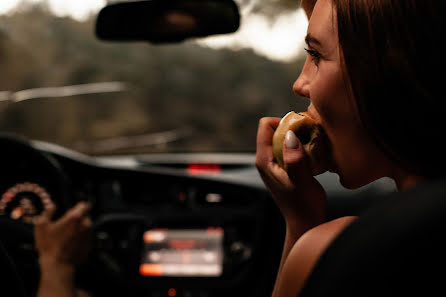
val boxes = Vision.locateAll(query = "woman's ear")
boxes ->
[301,0,316,19]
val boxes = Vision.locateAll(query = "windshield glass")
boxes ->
[0,0,309,155]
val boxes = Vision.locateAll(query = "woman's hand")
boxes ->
[34,201,92,297]
[255,117,326,228]
[34,201,92,267]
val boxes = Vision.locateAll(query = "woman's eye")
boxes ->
[304,48,321,65]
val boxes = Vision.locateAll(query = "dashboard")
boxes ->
[0,134,285,297]
[0,133,396,297]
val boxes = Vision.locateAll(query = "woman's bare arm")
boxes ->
[273,216,357,297]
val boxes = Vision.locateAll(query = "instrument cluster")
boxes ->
[0,182,53,224]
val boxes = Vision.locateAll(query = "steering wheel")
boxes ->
[0,133,72,297]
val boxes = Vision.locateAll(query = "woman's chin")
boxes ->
[338,174,381,190]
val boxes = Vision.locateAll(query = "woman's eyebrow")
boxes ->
[305,34,322,47]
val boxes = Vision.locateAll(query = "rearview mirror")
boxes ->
[95,0,240,43]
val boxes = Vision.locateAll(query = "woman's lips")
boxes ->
[306,104,318,122]
[306,104,339,174]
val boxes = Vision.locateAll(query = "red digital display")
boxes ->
[187,164,221,176]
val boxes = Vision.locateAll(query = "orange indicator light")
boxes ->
[139,264,163,276]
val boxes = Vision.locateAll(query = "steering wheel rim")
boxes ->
[0,133,71,215]
[0,132,72,297]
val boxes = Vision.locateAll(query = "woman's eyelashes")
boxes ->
[304,48,321,65]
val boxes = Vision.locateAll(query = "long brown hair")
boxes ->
[332,0,446,177]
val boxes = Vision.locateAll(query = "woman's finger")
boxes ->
[33,200,57,225]
[282,130,311,181]
[256,117,281,168]
[79,216,92,231]
[55,201,91,227]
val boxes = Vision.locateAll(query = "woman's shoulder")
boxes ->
[297,179,446,296]
[277,216,357,297]
[300,216,358,243]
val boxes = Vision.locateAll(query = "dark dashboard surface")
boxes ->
[0,135,396,297]
[38,143,284,297]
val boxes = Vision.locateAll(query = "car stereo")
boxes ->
[85,180,282,297]
[139,228,224,277]
[91,214,254,281]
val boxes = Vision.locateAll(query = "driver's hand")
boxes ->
[255,117,326,228]
[34,201,92,268]
[34,202,92,297]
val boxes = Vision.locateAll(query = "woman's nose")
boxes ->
[293,73,310,99]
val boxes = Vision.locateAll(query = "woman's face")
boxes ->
[293,0,391,189]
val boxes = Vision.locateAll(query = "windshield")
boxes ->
[0,0,309,155]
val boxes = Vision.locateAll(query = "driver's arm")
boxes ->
[34,201,92,297]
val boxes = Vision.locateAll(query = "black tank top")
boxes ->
[299,177,446,296]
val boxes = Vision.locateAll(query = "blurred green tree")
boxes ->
[0,1,308,154]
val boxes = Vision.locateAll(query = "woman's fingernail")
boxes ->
[285,130,299,149]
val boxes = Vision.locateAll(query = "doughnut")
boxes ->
[272,111,331,175]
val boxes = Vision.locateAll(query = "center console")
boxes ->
[80,176,284,297]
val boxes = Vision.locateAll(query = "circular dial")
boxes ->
[0,182,53,224]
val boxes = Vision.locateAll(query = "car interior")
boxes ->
[0,1,400,297]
